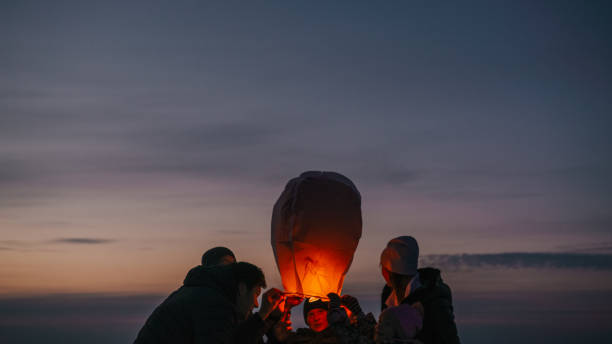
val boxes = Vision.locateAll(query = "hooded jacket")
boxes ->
[399,268,460,344]
[134,264,268,344]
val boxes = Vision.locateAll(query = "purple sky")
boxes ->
[1,1,612,343]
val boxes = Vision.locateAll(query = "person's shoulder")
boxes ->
[417,267,442,285]
[400,268,453,309]
[164,283,235,317]
[417,268,453,294]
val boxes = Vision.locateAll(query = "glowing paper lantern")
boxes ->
[271,171,362,298]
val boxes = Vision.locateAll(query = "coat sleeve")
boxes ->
[428,298,460,344]
[193,298,237,344]
[233,312,269,344]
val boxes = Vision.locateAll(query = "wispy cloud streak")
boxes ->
[50,238,116,245]
[421,252,612,271]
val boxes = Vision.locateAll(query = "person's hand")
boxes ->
[327,292,348,325]
[267,306,283,322]
[258,288,283,320]
[272,320,291,342]
[327,292,341,309]
[279,295,302,323]
[341,294,364,316]
[285,296,303,309]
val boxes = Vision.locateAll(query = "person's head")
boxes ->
[380,236,419,292]
[303,299,329,332]
[202,246,236,267]
[232,262,266,319]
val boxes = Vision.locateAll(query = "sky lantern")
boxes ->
[271,171,362,299]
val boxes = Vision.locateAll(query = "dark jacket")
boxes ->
[284,327,341,344]
[134,265,269,344]
[382,268,460,344]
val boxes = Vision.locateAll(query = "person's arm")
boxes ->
[429,299,460,344]
[341,294,365,320]
[341,294,376,340]
[328,293,377,344]
[234,312,268,343]
[327,293,349,326]
[193,299,237,344]
[266,294,302,344]
[234,288,284,344]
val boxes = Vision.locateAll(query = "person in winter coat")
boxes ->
[134,261,282,344]
[378,236,460,344]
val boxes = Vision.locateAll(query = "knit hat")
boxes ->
[380,236,419,275]
[303,298,329,320]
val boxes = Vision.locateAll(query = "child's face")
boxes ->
[306,308,329,332]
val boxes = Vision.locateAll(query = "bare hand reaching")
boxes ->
[257,288,283,320]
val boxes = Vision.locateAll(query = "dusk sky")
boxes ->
[1,1,611,343]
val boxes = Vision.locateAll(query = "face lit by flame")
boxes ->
[306,308,329,332]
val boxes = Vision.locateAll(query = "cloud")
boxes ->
[519,217,612,234]
[0,239,112,252]
[50,238,116,245]
[420,252,612,271]
[571,245,612,253]
[426,190,541,201]
[556,242,612,254]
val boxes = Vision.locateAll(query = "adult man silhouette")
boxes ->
[134,262,282,344]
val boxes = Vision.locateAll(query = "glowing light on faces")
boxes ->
[341,305,352,319]
[306,308,329,332]
[252,286,261,310]
[382,266,392,287]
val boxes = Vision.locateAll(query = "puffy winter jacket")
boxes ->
[134,264,268,344]
[381,268,460,344]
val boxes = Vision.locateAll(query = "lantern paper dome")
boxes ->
[271,171,362,298]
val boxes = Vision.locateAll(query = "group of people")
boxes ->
[134,236,460,344]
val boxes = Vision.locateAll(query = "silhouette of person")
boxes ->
[134,262,282,344]
[378,236,460,344]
